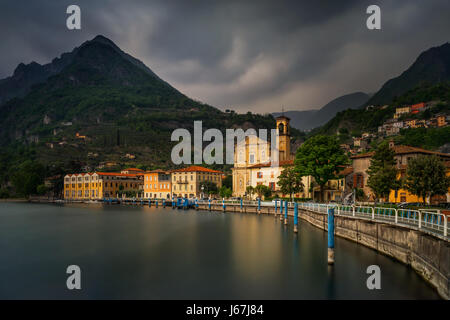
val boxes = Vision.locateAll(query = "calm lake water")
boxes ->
[0,202,440,299]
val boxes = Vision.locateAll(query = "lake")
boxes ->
[0,202,440,299]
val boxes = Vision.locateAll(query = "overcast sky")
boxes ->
[0,0,449,113]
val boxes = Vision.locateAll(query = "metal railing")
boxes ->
[196,199,449,238]
[297,202,449,239]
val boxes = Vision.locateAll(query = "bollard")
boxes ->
[258,197,261,214]
[222,198,226,212]
[327,208,335,265]
[208,199,211,211]
[149,199,151,207]
[280,200,284,220]
[284,200,288,225]
[155,199,158,208]
[195,199,198,210]
[172,198,175,209]
[294,202,298,233]
[240,198,243,212]
[274,199,278,215]
[163,199,166,208]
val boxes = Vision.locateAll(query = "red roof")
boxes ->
[411,102,425,110]
[145,169,170,174]
[66,173,95,177]
[339,166,353,176]
[247,159,294,168]
[96,172,140,177]
[171,166,223,174]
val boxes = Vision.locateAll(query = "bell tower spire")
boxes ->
[275,111,291,161]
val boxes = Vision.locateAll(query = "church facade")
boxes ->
[231,116,313,199]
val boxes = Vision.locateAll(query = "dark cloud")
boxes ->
[0,0,449,113]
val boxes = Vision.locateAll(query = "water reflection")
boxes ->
[0,202,441,300]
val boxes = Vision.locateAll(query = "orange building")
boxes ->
[411,102,426,114]
[143,169,172,199]
[437,115,447,127]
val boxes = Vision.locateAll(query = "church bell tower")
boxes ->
[276,115,291,161]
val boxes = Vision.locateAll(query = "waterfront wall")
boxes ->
[196,203,449,299]
[299,208,449,300]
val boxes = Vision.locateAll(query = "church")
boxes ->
[232,115,313,199]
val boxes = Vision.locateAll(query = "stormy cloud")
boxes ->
[0,0,449,113]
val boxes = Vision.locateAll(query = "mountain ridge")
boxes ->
[0,35,289,171]
[272,92,370,131]
[365,42,450,107]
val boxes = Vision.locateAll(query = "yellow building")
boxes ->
[388,161,450,204]
[351,142,450,203]
[143,169,172,199]
[171,166,223,199]
[232,115,295,197]
[394,106,411,119]
[64,170,143,200]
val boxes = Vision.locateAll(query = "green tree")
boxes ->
[277,166,304,201]
[200,181,218,195]
[246,185,254,198]
[36,184,48,195]
[222,175,232,189]
[367,142,400,202]
[219,186,232,198]
[354,188,366,202]
[254,184,272,199]
[295,135,348,202]
[404,155,450,204]
[11,160,46,197]
[0,188,10,199]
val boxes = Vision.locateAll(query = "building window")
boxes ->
[257,172,263,178]
[249,154,255,164]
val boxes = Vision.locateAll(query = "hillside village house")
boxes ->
[144,169,172,199]
[410,102,426,114]
[394,106,411,119]
[351,141,450,203]
[171,166,223,199]
[64,170,143,200]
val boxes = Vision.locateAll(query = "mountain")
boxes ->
[273,92,370,131]
[366,42,450,106]
[0,35,286,171]
[310,42,450,138]
[314,82,450,137]
[0,35,165,105]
